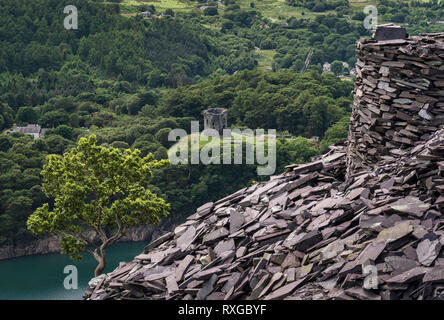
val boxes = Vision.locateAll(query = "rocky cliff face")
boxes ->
[0,236,61,260]
[0,225,165,260]
[85,29,444,300]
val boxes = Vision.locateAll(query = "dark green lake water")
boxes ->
[0,241,146,300]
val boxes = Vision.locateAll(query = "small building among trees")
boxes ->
[140,11,153,18]
[9,124,47,139]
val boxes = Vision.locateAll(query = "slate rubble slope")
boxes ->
[86,128,444,300]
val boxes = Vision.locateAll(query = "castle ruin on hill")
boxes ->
[203,108,228,134]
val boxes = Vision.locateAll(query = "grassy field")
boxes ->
[117,0,197,14]
[117,0,341,20]
[237,0,338,21]
[202,22,222,30]
[348,0,377,11]
[117,0,439,23]
[256,48,276,71]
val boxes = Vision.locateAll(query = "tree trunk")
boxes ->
[91,224,123,277]
[94,247,107,277]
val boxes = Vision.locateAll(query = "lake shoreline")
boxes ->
[0,241,149,300]
[0,225,158,261]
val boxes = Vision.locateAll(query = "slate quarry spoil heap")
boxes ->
[86,31,444,300]
[86,129,444,300]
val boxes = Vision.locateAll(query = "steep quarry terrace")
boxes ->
[85,31,444,300]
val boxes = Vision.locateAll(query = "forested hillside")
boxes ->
[0,0,442,247]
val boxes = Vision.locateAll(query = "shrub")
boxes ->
[204,7,218,16]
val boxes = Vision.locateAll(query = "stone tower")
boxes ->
[203,108,228,134]
[346,26,444,175]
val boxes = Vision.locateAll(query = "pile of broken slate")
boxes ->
[85,128,444,300]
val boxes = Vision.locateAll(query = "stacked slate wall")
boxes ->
[347,33,444,174]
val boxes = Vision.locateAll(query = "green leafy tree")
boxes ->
[204,7,218,16]
[352,12,366,21]
[164,9,174,16]
[27,135,170,276]
[39,110,70,128]
[0,136,12,152]
[221,21,234,32]
[50,125,75,140]
[16,107,39,125]
[320,115,350,152]
[330,60,344,76]
[276,137,319,173]
[0,103,15,130]
[155,127,173,148]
